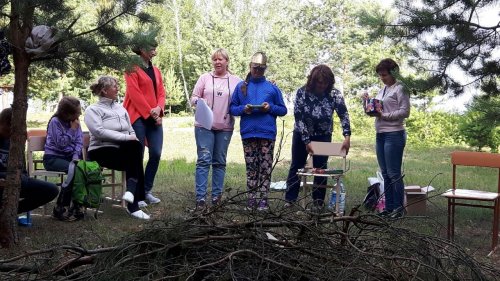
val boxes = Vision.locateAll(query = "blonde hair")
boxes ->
[211,48,230,72]
[90,75,118,96]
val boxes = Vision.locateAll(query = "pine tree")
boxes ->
[371,0,500,97]
[0,0,160,248]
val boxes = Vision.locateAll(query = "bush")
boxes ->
[344,99,463,147]
[405,110,462,147]
[458,111,500,152]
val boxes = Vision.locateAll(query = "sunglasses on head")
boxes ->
[252,65,267,71]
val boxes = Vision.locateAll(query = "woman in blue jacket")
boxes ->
[230,52,287,210]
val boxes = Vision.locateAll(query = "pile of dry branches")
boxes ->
[1,195,499,280]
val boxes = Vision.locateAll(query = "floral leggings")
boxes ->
[242,138,275,201]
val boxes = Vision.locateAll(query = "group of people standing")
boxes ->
[191,49,410,217]
[0,44,410,221]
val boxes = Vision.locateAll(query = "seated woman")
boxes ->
[0,108,58,214]
[43,96,84,221]
[43,96,83,172]
[84,75,150,220]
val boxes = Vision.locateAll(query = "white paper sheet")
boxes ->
[270,181,287,190]
[195,99,213,130]
[421,186,435,193]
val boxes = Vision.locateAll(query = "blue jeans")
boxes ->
[43,154,72,173]
[285,132,331,204]
[376,130,406,212]
[195,127,233,201]
[133,117,163,194]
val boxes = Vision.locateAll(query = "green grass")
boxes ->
[13,114,500,259]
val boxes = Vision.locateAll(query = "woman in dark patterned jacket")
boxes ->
[284,64,351,207]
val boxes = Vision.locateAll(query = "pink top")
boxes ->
[191,72,242,131]
[374,81,410,133]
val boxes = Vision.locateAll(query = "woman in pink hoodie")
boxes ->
[190,48,242,209]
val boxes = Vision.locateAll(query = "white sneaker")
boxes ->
[128,210,150,220]
[122,191,134,204]
[138,201,148,208]
[146,193,161,204]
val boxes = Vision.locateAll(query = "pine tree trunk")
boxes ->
[0,0,32,248]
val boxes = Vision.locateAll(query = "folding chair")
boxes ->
[442,151,500,256]
[297,141,348,214]
[82,131,126,207]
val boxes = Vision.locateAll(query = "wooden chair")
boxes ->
[26,133,66,185]
[26,131,66,215]
[82,132,126,206]
[442,151,500,256]
[297,141,348,214]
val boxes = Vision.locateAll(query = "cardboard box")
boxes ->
[405,185,422,192]
[405,191,427,215]
[404,185,434,215]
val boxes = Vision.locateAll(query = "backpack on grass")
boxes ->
[71,160,104,209]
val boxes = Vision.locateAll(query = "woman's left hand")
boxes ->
[341,136,351,155]
[260,102,270,112]
[151,106,162,119]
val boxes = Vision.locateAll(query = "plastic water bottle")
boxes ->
[338,183,346,215]
[328,190,337,210]
[329,180,346,213]
[18,211,32,227]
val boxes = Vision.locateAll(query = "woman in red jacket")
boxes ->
[124,42,166,207]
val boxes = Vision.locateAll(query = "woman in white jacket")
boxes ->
[84,75,150,220]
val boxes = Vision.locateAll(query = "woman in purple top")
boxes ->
[44,96,84,221]
[43,96,83,173]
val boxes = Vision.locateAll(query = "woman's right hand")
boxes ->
[70,119,80,130]
[128,135,139,141]
[361,92,370,101]
[244,104,252,115]
[305,143,314,155]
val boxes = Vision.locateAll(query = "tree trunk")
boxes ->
[0,0,33,248]
[171,0,193,114]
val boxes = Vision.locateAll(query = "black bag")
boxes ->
[362,183,381,211]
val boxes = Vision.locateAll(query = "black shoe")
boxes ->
[195,200,206,211]
[377,210,392,217]
[211,196,221,206]
[69,203,85,220]
[53,206,78,222]
[389,209,405,219]
[311,202,325,214]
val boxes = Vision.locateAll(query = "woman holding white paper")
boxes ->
[190,48,242,209]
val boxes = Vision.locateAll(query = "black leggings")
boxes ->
[88,140,145,212]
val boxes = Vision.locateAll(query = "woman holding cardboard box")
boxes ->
[284,64,351,209]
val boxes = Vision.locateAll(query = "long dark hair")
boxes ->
[306,64,335,94]
[241,72,251,96]
[53,96,81,122]
[0,107,12,128]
